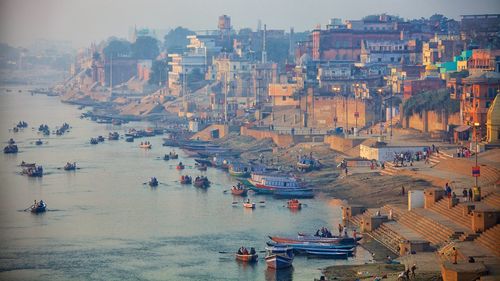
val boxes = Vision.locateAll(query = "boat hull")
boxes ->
[305,250,348,259]
[265,255,293,269]
[231,188,248,196]
[235,254,258,262]
[269,236,356,245]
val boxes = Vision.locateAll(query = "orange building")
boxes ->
[268,84,300,106]
[460,72,500,137]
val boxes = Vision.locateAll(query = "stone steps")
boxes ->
[429,199,472,230]
[482,192,500,209]
[474,225,500,256]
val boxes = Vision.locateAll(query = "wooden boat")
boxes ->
[63,162,77,171]
[243,202,255,209]
[265,246,294,269]
[31,201,47,213]
[197,164,207,171]
[97,136,105,142]
[23,166,43,177]
[235,253,258,262]
[305,250,348,259]
[180,176,192,184]
[268,235,357,245]
[90,138,98,145]
[267,241,355,251]
[20,161,36,168]
[163,154,170,161]
[4,144,18,154]
[247,174,302,194]
[35,139,43,145]
[287,199,302,209]
[194,159,212,166]
[176,163,185,170]
[168,152,179,159]
[231,186,248,196]
[125,137,134,142]
[108,132,119,140]
[193,177,210,188]
[228,164,250,178]
[274,188,314,199]
[297,233,362,242]
[139,143,152,149]
[149,177,158,187]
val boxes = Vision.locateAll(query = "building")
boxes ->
[168,53,206,96]
[311,28,400,61]
[403,77,444,100]
[459,72,500,135]
[486,95,500,143]
[360,39,411,64]
[268,83,300,106]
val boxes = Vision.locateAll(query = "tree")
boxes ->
[132,36,159,60]
[164,27,195,53]
[403,88,459,117]
[148,59,169,85]
[103,39,131,59]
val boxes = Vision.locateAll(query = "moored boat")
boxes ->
[228,164,250,178]
[266,241,355,251]
[97,135,105,142]
[196,163,207,171]
[265,246,294,269]
[268,235,357,245]
[273,188,314,199]
[305,250,348,259]
[125,137,134,142]
[247,173,302,194]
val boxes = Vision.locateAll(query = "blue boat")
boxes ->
[266,241,355,251]
[31,200,46,213]
[273,188,314,198]
[265,246,294,269]
[305,250,348,259]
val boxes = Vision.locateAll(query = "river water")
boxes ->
[0,85,371,281]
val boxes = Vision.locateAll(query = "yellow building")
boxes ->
[486,95,500,143]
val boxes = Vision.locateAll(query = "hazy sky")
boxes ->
[1,0,499,48]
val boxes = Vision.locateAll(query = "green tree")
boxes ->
[103,39,131,58]
[132,36,159,60]
[164,27,195,53]
[403,88,459,117]
[148,59,169,85]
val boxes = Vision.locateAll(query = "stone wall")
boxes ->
[240,126,294,147]
[404,110,461,133]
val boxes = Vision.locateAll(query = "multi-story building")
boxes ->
[459,72,500,135]
[360,39,411,64]
[168,53,206,95]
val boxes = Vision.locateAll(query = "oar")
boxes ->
[23,205,34,211]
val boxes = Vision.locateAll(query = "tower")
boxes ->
[261,24,267,63]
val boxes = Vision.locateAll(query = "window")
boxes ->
[378,58,382,62]
[391,57,394,62]
[282,96,286,101]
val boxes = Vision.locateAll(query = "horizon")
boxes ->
[1,0,499,49]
